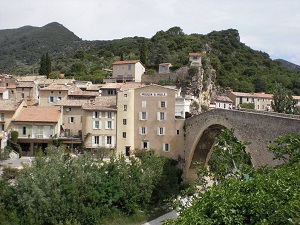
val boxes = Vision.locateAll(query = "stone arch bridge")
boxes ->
[183,108,300,182]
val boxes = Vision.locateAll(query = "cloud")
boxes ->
[0,0,300,65]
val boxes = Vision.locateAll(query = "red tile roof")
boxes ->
[0,99,23,111]
[13,106,61,122]
[112,60,141,65]
[82,96,117,111]
[189,53,202,57]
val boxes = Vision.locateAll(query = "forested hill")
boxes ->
[1,23,300,94]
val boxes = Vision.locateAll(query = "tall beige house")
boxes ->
[82,96,117,151]
[117,84,185,159]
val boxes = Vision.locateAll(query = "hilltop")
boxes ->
[0,22,300,95]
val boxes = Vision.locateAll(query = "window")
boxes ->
[139,112,148,120]
[49,96,54,103]
[177,130,180,135]
[107,112,112,118]
[163,143,170,152]
[157,112,166,121]
[108,89,115,95]
[106,136,112,145]
[160,101,166,108]
[106,121,114,129]
[50,91,54,94]
[1,124,4,131]
[142,141,149,149]
[22,88,24,91]
[139,126,147,135]
[128,65,132,70]
[142,101,146,108]
[57,97,62,101]
[66,107,71,112]
[123,119,127,125]
[124,94,127,97]
[124,105,127,111]
[22,126,26,135]
[157,127,165,135]
[58,91,62,94]
[93,121,100,129]
[0,113,4,121]
[69,117,75,123]
[93,111,98,118]
[94,136,100,145]
[21,93,24,98]
[123,132,126,138]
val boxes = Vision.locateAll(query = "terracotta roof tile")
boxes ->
[55,99,89,107]
[13,106,61,122]
[17,82,35,88]
[189,53,202,56]
[211,96,233,103]
[40,84,71,91]
[0,99,23,111]
[82,96,117,111]
[112,60,141,65]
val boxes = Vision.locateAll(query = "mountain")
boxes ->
[275,59,300,72]
[0,23,300,95]
[0,22,92,72]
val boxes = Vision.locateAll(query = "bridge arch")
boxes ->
[183,108,300,182]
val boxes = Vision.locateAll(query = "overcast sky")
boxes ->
[1,0,300,65]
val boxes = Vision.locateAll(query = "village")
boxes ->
[0,52,299,159]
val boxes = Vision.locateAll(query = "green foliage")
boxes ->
[208,129,252,183]
[164,162,300,225]
[271,83,297,114]
[201,104,209,112]
[268,133,300,164]
[240,102,255,109]
[1,167,19,181]
[188,66,199,77]
[1,25,300,96]
[8,131,22,157]
[38,52,51,77]
[0,147,181,224]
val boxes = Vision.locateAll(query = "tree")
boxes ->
[268,133,300,164]
[139,38,148,65]
[271,83,297,114]
[208,128,252,183]
[38,52,51,78]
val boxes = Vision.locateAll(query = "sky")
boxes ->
[1,0,300,65]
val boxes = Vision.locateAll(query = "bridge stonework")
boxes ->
[183,108,300,182]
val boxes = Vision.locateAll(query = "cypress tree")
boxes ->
[39,53,51,78]
[139,38,147,65]
[45,52,51,78]
[38,53,47,75]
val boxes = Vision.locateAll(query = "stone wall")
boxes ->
[183,108,300,181]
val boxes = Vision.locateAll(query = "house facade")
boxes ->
[0,99,25,150]
[111,60,145,83]
[159,63,172,74]
[189,53,202,67]
[12,106,63,155]
[82,97,117,151]
[210,96,233,109]
[227,92,273,111]
[116,84,185,159]
[39,84,71,106]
